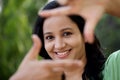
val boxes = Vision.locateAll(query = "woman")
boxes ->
[33,1,105,80]
[10,1,105,80]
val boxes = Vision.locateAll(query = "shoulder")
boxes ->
[102,50,120,80]
[106,50,120,64]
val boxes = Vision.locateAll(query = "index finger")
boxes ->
[41,60,83,68]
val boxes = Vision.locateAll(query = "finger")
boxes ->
[63,60,83,68]
[84,16,102,43]
[38,60,65,68]
[39,6,73,17]
[52,60,82,68]
[83,20,96,43]
[24,34,42,61]
[57,0,68,5]
[52,67,64,72]
[38,60,83,72]
[84,9,104,43]
[35,60,65,73]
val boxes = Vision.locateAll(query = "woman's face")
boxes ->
[43,16,86,60]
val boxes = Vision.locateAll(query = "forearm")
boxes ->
[106,0,120,17]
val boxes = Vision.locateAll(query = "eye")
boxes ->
[45,36,54,41]
[63,32,72,37]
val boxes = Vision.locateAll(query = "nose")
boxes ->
[54,38,66,50]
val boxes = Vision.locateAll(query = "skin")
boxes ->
[10,0,120,79]
[9,16,87,80]
[43,16,87,80]
[9,35,64,80]
[43,16,86,60]
[40,0,120,43]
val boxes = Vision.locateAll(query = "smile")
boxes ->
[55,49,72,59]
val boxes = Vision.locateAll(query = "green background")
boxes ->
[0,0,120,79]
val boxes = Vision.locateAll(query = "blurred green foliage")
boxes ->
[0,0,47,79]
[0,0,120,80]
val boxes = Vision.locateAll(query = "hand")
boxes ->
[39,0,109,43]
[9,34,86,80]
[9,35,64,80]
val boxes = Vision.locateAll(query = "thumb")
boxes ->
[39,6,72,17]
[18,35,42,70]
[83,20,96,44]
[24,34,42,61]
[84,11,104,43]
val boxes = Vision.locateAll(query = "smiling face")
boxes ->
[43,16,86,60]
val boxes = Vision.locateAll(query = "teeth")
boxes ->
[57,51,69,56]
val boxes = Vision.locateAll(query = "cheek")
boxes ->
[68,36,83,48]
[45,42,53,53]
[73,40,83,49]
[45,43,54,59]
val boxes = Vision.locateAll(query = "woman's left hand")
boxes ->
[39,0,108,44]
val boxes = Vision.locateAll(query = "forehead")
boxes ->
[43,16,79,31]
[44,16,73,25]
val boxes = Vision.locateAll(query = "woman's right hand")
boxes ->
[9,34,86,80]
[9,35,64,80]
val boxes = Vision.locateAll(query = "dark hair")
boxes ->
[33,1,105,80]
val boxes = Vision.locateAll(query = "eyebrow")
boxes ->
[44,27,73,35]
[44,32,52,35]
[61,27,73,32]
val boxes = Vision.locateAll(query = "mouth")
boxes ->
[55,49,72,59]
